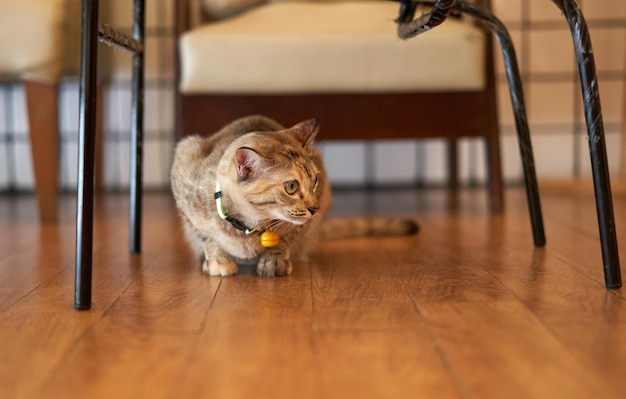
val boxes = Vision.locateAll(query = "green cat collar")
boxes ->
[214,181,280,248]
[214,181,258,234]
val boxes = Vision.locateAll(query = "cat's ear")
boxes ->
[234,147,270,180]
[291,118,319,147]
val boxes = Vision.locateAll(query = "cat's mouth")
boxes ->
[271,210,313,226]
[289,212,317,225]
[285,209,316,225]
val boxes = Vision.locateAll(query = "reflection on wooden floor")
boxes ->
[0,187,624,398]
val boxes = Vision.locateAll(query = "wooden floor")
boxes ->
[1,187,625,399]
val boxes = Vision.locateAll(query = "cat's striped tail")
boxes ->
[319,217,419,241]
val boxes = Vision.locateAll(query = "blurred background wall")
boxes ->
[0,0,624,191]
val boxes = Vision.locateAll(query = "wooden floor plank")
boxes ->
[311,238,422,331]
[0,196,90,312]
[34,324,196,399]
[531,194,626,295]
[313,329,461,399]
[177,265,315,399]
[390,237,513,305]
[0,213,133,398]
[98,204,220,334]
[420,300,616,399]
[180,318,315,399]
[34,196,223,399]
[310,238,462,397]
[412,195,626,398]
[0,194,62,254]
[0,194,177,399]
[1,188,626,399]
[392,211,617,397]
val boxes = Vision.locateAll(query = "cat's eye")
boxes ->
[284,180,299,195]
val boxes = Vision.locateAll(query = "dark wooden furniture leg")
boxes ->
[447,140,458,197]
[24,81,59,224]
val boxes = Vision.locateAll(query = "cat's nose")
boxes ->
[307,206,319,216]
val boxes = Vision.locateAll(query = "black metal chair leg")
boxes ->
[396,0,546,247]
[453,1,545,247]
[75,0,99,310]
[75,0,146,309]
[550,0,621,289]
[129,0,145,254]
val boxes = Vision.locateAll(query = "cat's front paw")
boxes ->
[257,253,292,277]
[203,255,238,276]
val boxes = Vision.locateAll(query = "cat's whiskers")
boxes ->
[260,218,305,236]
[252,219,283,236]
[268,219,288,232]
[282,221,301,235]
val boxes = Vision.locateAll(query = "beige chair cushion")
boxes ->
[179,1,486,94]
[0,0,82,84]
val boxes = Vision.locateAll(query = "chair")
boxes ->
[71,0,620,313]
[0,0,108,223]
[174,0,504,212]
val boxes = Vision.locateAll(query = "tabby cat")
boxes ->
[171,115,418,277]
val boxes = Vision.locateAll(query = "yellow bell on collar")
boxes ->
[260,230,280,248]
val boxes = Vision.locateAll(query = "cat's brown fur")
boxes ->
[171,115,417,277]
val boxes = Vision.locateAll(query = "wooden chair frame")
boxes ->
[173,0,504,212]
